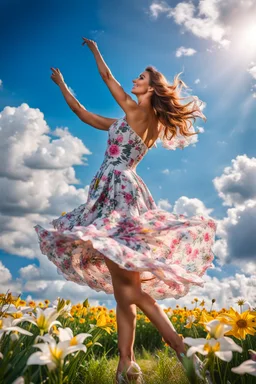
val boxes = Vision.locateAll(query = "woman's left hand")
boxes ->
[82,37,98,52]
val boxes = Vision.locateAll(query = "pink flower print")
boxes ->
[135,146,140,151]
[204,232,211,242]
[116,135,123,143]
[121,184,126,189]
[108,144,120,157]
[128,140,134,145]
[157,287,166,294]
[124,192,133,204]
[154,221,162,228]
[192,248,199,260]
[114,170,121,176]
[189,230,198,240]
[185,244,192,255]
[125,252,134,259]
[208,219,217,230]
[102,175,107,181]
[63,259,71,269]
[121,122,126,127]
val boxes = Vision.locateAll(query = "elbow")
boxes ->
[100,71,113,81]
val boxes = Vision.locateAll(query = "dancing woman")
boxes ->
[35,37,217,383]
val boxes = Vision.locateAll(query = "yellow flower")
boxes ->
[94,178,100,190]
[141,228,152,233]
[61,211,67,216]
[79,318,85,324]
[96,312,114,334]
[216,308,256,340]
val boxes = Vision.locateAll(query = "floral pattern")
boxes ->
[34,116,217,300]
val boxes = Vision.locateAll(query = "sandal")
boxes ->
[116,361,143,384]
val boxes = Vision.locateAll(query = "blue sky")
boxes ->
[0,0,255,310]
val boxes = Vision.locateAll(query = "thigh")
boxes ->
[103,256,142,290]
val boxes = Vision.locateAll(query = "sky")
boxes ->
[0,0,255,311]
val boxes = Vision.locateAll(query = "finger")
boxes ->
[56,68,60,73]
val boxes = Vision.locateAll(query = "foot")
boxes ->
[116,361,143,384]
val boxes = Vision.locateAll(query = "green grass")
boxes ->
[80,348,193,384]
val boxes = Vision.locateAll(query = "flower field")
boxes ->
[0,291,255,384]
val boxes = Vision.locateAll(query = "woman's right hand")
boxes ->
[50,67,65,86]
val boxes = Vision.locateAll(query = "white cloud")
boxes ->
[213,155,256,206]
[0,103,92,257]
[161,168,170,174]
[0,261,12,283]
[148,0,256,49]
[247,64,256,80]
[176,46,197,57]
[172,196,215,218]
[157,198,172,210]
[148,1,171,19]
[212,155,256,270]
[214,200,256,270]
[19,264,40,280]
[194,78,200,84]
[168,273,256,311]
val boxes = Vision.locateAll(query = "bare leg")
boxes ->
[116,302,137,365]
[104,256,141,381]
[134,291,186,363]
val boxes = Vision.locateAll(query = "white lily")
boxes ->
[0,316,33,340]
[12,307,61,334]
[183,336,242,362]
[51,298,72,317]
[1,303,33,315]
[231,349,256,377]
[27,333,87,371]
[204,319,232,338]
[58,327,92,344]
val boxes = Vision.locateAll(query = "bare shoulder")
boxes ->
[125,107,148,128]
[125,107,160,148]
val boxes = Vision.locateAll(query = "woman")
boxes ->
[34,37,217,383]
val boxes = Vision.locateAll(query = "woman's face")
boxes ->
[131,71,151,95]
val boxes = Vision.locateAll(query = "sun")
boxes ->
[233,22,256,57]
[241,23,256,51]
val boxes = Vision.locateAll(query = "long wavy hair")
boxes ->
[145,66,206,141]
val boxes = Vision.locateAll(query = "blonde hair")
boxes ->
[145,66,206,141]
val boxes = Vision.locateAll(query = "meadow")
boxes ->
[0,291,255,384]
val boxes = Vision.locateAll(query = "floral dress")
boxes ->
[34,105,218,300]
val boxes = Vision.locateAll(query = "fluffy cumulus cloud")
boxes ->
[0,103,96,301]
[148,0,256,49]
[213,155,256,206]
[163,272,256,311]
[213,155,256,273]
[0,103,92,258]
